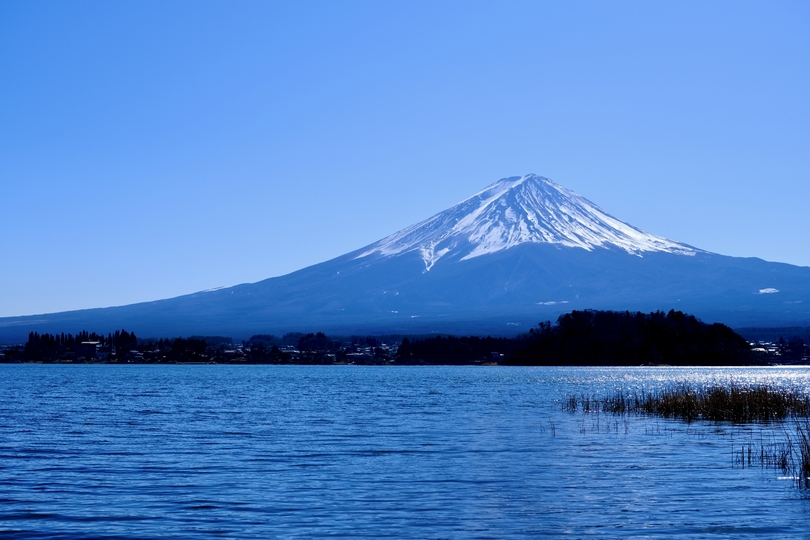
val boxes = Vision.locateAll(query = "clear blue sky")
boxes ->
[1,0,808,317]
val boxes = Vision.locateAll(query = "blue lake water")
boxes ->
[2,365,810,538]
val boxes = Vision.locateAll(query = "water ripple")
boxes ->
[1,365,809,538]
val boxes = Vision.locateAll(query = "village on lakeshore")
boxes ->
[3,311,808,367]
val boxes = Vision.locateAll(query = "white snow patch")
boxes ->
[202,286,228,293]
[356,174,700,268]
[419,243,451,271]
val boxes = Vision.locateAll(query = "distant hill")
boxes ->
[2,174,809,343]
[508,309,752,366]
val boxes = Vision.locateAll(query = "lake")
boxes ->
[2,365,810,538]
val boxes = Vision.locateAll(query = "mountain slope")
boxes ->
[1,174,809,342]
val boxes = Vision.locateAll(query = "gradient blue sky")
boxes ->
[2,1,808,317]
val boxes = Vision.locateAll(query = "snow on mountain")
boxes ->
[357,174,698,271]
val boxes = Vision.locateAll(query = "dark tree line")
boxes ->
[507,310,752,366]
[396,335,512,364]
[394,310,755,366]
[245,332,380,352]
[24,330,137,362]
[17,331,238,363]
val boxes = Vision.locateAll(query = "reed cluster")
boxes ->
[796,419,810,488]
[565,385,810,423]
[565,384,810,488]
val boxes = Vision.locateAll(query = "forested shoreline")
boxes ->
[1,310,807,366]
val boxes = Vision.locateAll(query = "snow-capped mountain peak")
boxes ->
[357,174,698,271]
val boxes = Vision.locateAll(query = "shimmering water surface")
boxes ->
[2,365,810,538]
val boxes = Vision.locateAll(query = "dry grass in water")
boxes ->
[565,384,810,488]
[565,384,810,423]
[735,418,810,489]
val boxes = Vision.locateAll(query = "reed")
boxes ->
[567,385,810,423]
[737,418,810,489]
[565,384,810,488]
[795,418,810,489]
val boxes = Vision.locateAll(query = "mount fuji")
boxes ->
[2,174,809,341]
